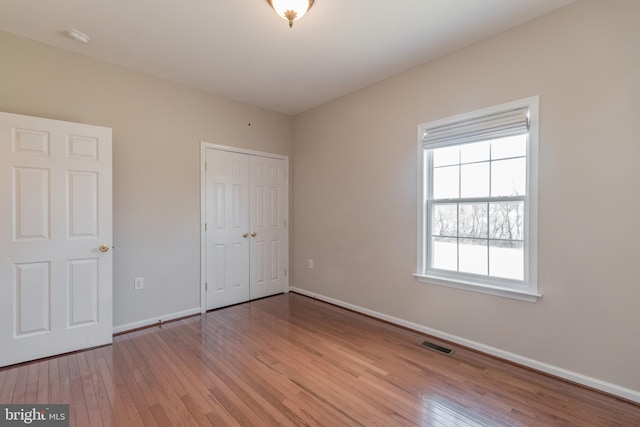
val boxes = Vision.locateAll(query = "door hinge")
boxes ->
[205,283,208,291]
[205,223,207,231]
[284,268,287,277]
[205,162,208,170]
[284,219,287,227]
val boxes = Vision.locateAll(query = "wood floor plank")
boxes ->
[0,365,19,404]
[75,352,105,426]
[179,393,220,427]
[166,321,304,426]
[10,364,29,404]
[133,330,242,427]
[134,326,244,426]
[197,323,354,426]
[111,338,161,427]
[23,361,39,404]
[35,360,48,404]
[67,353,91,426]
[99,346,148,426]
[129,328,206,426]
[198,325,344,425]
[56,356,72,426]
[154,326,275,426]
[83,348,116,426]
[93,347,132,426]
[202,307,388,425]
[46,358,61,404]
[1,293,639,426]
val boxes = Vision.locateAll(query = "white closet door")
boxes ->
[203,146,288,310]
[249,156,287,300]
[0,111,112,367]
[205,149,250,310]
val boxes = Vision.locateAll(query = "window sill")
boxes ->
[413,273,541,303]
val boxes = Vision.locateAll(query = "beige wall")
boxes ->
[292,0,640,394]
[0,30,293,328]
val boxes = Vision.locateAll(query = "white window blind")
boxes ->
[422,107,530,149]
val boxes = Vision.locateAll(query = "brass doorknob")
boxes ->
[242,233,249,238]
[251,232,257,237]
[99,244,110,253]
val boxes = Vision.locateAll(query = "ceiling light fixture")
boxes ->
[267,0,315,29]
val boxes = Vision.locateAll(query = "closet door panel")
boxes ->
[250,156,287,300]
[204,150,250,310]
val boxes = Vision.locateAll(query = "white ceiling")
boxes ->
[0,0,576,115]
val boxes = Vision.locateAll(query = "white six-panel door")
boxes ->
[0,112,112,367]
[249,155,287,300]
[204,149,251,310]
[203,146,287,310]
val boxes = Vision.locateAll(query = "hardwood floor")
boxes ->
[1,293,638,426]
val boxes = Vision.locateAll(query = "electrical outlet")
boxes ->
[134,277,144,291]
[308,259,314,269]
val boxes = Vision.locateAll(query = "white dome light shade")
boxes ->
[267,0,315,28]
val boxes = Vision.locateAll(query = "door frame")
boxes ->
[200,142,289,313]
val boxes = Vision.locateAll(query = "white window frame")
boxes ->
[415,96,540,302]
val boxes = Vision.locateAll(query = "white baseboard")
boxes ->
[289,287,640,404]
[112,307,201,335]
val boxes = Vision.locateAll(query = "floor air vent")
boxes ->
[421,340,454,355]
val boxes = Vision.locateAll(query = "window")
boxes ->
[415,97,540,302]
